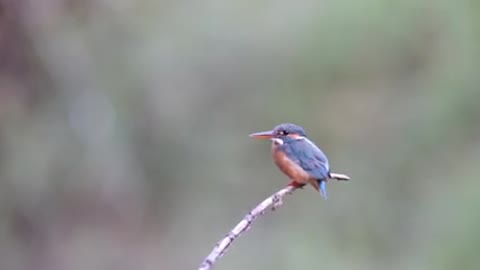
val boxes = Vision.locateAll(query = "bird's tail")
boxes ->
[329,172,350,181]
[317,180,327,200]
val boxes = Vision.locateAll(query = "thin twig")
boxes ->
[198,185,297,270]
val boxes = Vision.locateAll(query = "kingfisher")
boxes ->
[250,123,350,199]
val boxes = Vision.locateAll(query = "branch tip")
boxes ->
[198,185,297,270]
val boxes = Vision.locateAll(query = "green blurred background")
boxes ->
[1,0,480,269]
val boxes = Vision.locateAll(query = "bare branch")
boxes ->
[198,185,297,270]
[329,173,350,181]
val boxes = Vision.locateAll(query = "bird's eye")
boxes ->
[277,130,288,136]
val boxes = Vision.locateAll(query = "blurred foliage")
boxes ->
[0,0,479,270]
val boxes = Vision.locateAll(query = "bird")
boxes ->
[249,123,349,199]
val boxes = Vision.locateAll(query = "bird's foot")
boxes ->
[288,181,306,189]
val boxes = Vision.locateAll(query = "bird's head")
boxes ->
[249,123,306,145]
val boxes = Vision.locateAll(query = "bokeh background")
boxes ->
[1,0,480,270]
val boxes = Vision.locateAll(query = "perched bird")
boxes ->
[250,123,349,199]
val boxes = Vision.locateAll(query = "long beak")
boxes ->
[249,130,274,139]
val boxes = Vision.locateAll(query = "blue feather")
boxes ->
[283,137,330,180]
[280,136,330,199]
[319,180,327,200]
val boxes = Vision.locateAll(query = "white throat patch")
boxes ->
[271,138,284,145]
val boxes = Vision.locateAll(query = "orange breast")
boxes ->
[271,143,311,184]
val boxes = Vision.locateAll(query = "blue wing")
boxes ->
[283,137,330,199]
[283,137,330,180]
